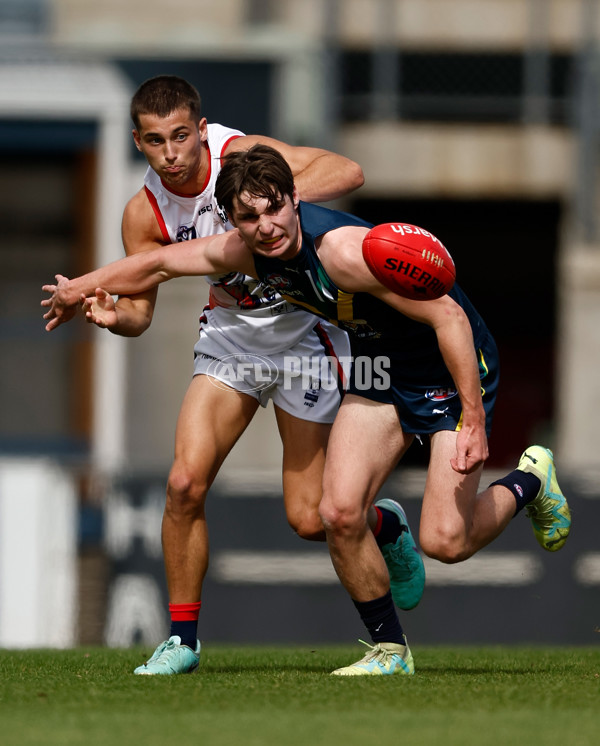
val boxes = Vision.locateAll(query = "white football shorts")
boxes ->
[193,306,350,424]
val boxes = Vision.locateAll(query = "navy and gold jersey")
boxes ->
[253,202,492,378]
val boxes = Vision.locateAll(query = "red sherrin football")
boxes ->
[362,223,456,301]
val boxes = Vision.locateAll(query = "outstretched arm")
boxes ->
[42,230,253,331]
[50,189,165,338]
[225,135,364,203]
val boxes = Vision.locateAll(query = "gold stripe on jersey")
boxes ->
[279,290,356,326]
[280,294,341,326]
[279,289,358,327]
[337,289,355,322]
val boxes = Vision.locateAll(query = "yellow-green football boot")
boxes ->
[518,445,571,551]
[331,637,415,676]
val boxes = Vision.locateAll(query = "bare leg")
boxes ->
[275,405,408,547]
[319,395,412,602]
[274,407,330,541]
[163,375,259,603]
[419,430,516,563]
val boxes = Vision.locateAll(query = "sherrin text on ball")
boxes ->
[362,223,456,301]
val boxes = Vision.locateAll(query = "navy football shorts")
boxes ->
[347,330,499,437]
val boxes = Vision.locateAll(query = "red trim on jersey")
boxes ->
[220,135,242,159]
[157,182,198,197]
[169,602,202,622]
[198,134,240,198]
[144,186,170,242]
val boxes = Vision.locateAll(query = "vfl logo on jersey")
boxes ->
[177,224,197,242]
[264,273,293,290]
[425,387,458,402]
[215,203,229,225]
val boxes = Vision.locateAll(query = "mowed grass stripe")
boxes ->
[1,646,599,746]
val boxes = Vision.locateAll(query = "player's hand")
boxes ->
[41,274,78,331]
[450,423,488,474]
[81,288,118,329]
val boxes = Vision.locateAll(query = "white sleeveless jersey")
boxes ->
[143,122,318,353]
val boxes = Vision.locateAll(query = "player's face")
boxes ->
[133,109,208,192]
[230,190,301,261]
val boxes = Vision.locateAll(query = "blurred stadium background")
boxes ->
[0,0,599,649]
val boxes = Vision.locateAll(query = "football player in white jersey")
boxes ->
[44,76,425,675]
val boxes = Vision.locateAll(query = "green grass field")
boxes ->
[1,645,598,746]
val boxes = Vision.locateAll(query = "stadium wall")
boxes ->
[0,459,77,648]
[98,468,600,647]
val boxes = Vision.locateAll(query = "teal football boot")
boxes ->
[375,498,425,609]
[133,635,201,675]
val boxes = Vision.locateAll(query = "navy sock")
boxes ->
[169,620,198,649]
[352,590,405,644]
[374,507,405,547]
[168,601,201,649]
[490,470,541,515]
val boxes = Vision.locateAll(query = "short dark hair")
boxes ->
[130,75,202,130]
[215,144,295,218]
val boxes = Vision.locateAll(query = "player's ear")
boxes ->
[198,117,208,141]
[292,185,300,209]
[132,129,142,151]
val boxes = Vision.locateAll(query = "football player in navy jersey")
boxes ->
[44,144,570,676]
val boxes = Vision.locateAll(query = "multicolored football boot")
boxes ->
[518,445,571,551]
[331,637,415,676]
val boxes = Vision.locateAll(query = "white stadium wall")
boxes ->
[0,459,78,648]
